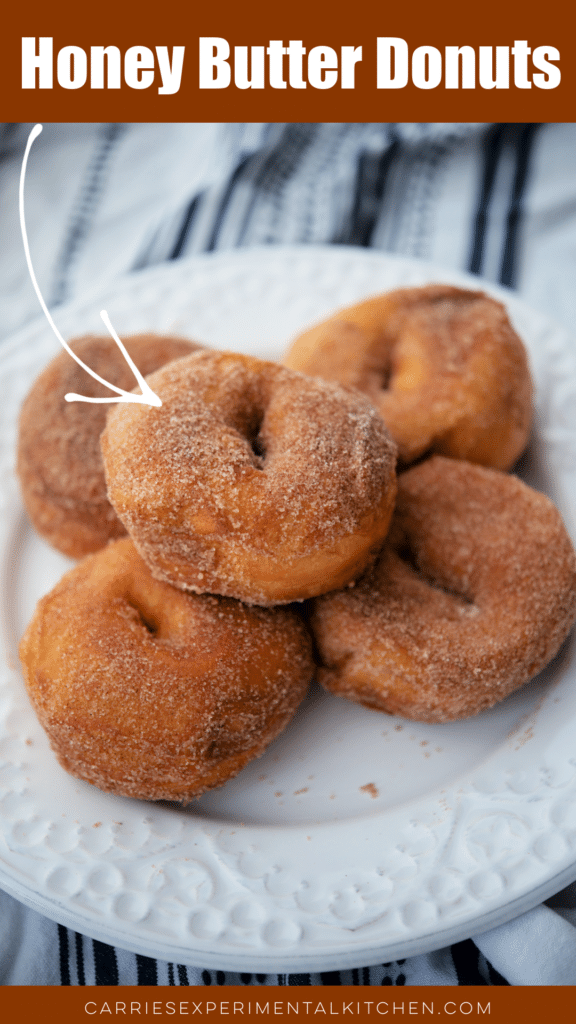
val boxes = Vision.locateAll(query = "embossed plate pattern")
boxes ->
[2,247,576,972]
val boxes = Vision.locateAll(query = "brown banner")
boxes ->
[2,0,575,122]
[0,985,574,1022]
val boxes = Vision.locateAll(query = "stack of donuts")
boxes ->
[284,284,576,722]
[17,284,576,805]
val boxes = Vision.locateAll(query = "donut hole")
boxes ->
[396,540,474,610]
[357,335,393,395]
[374,363,392,392]
[248,428,267,465]
[242,409,267,469]
[123,599,159,637]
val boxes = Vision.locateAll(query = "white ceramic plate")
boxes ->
[2,246,576,973]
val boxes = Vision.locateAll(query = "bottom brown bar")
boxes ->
[0,985,573,1023]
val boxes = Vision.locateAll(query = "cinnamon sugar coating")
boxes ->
[17,333,202,558]
[19,539,313,802]
[101,350,398,606]
[311,457,576,722]
[284,284,532,469]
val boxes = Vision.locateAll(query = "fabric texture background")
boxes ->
[1,121,576,986]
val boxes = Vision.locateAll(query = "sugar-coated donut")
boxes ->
[284,284,532,469]
[17,333,202,558]
[311,457,576,722]
[19,539,313,802]
[101,350,398,606]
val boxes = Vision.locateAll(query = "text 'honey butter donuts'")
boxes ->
[17,333,202,558]
[284,284,532,469]
[101,350,398,606]
[19,539,313,802]
[311,456,576,723]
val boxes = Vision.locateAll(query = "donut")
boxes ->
[310,456,576,722]
[101,350,398,606]
[19,539,313,802]
[284,284,532,469]
[17,333,202,558]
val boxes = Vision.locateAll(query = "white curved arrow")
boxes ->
[19,124,162,408]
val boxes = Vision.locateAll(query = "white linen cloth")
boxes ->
[1,121,576,987]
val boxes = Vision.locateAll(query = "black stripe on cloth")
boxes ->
[58,924,71,985]
[235,124,319,247]
[136,954,158,984]
[50,122,126,306]
[499,123,540,289]
[169,194,203,260]
[93,939,119,985]
[168,963,175,985]
[0,122,20,162]
[450,939,489,985]
[288,974,311,985]
[339,140,399,247]
[296,124,351,245]
[320,971,341,985]
[486,960,510,986]
[410,140,452,259]
[205,153,255,252]
[178,964,189,985]
[201,969,226,985]
[380,961,406,985]
[468,123,506,276]
[75,932,86,985]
